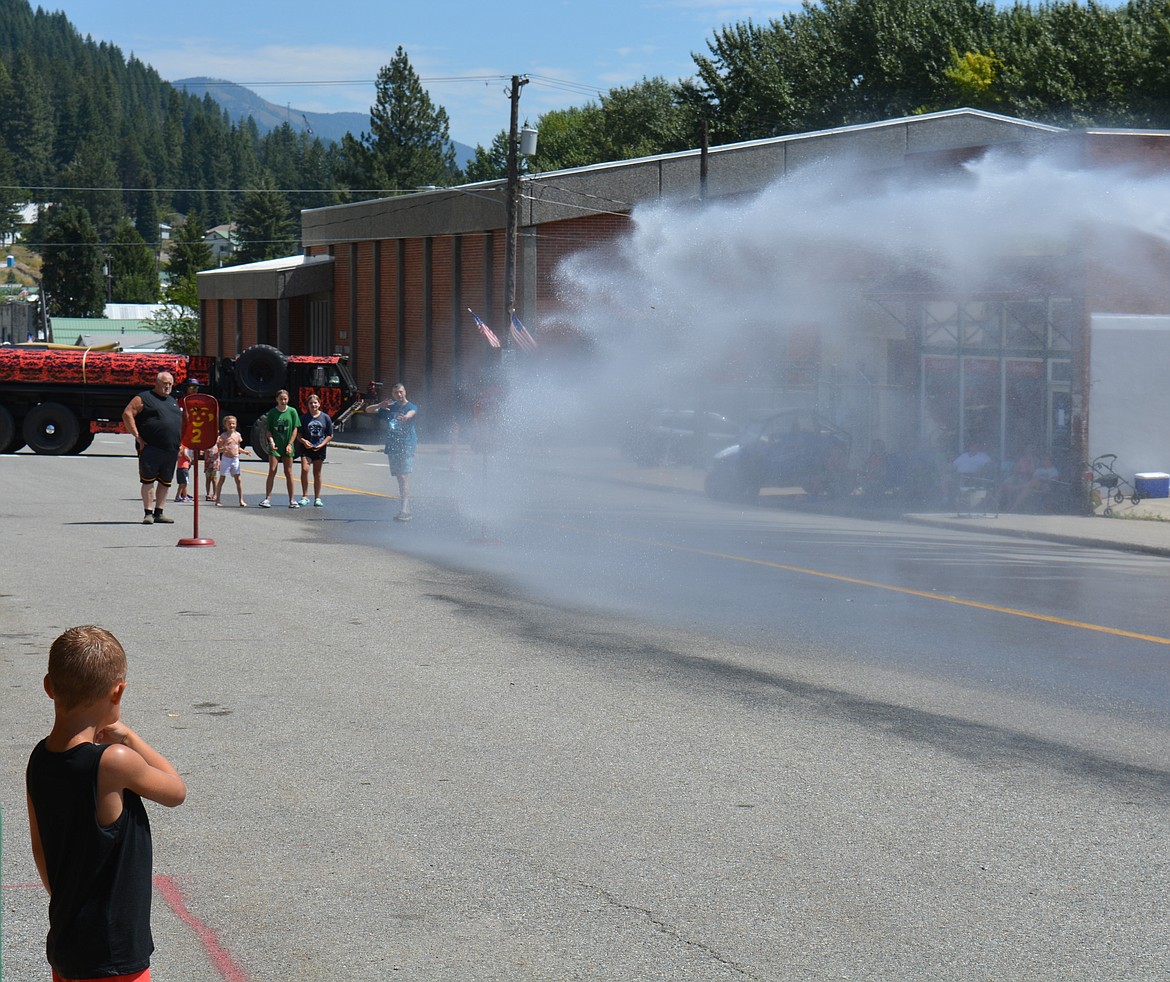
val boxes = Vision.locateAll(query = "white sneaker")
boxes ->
[259,499,271,508]
[298,497,310,506]
[289,501,300,509]
[314,498,324,507]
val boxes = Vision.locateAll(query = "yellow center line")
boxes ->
[536,520,1170,646]
[238,467,398,499]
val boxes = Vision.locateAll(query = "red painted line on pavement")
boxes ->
[153,874,249,982]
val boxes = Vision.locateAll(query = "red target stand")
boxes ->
[177,393,219,547]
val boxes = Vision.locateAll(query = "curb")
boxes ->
[902,514,1170,558]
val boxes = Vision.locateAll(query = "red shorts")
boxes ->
[53,970,149,982]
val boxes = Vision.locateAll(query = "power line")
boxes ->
[182,74,514,90]
[0,184,422,196]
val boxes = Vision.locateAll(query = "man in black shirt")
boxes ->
[121,372,182,525]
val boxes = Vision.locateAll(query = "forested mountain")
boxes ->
[0,0,341,242]
[173,77,477,167]
[174,77,368,145]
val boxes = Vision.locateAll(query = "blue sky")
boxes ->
[47,1,1121,149]
[47,0,773,148]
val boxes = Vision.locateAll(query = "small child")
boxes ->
[26,625,186,981]
[215,415,252,507]
[204,443,220,502]
[173,445,192,502]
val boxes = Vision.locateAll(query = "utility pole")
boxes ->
[502,74,528,350]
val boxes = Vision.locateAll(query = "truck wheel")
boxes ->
[70,428,96,454]
[0,405,22,453]
[235,344,288,398]
[23,402,81,455]
[250,417,269,457]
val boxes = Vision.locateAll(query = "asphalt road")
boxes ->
[2,438,1169,981]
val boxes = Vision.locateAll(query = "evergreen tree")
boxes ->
[234,178,298,263]
[332,132,372,200]
[0,140,25,244]
[6,49,54,188]
[166,212,214,285]
[465,133,508,182]
[59,134,122,239]
[364,47,459,192]
[40,204,105,317]
[109,217,159,303]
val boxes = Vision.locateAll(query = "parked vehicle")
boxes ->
[704,409,851,502]
[0,342,361,455]
[621,408,739,467]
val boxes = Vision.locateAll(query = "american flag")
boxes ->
[468,308,501,348]
[509,314,538,351]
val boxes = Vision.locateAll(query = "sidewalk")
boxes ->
[595,454,1170,558]
[337,434,1170,558]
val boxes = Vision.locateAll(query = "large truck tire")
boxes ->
[23,402,81,455]
[234,344,288,399]
[70,427,96,454]
[0,405,23,453]
[250,416,269,457]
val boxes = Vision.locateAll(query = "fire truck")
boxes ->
[0,343,362,454]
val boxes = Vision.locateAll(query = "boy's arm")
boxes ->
[97,722,187,808]
[26,793,50,891]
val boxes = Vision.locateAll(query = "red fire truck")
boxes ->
[0,343,361,454]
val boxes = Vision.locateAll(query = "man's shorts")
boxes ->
[301,446,327,463]
[53,969,149,981]
[218,456,242,477]
[387,451,414,477]
[138,445,177,485]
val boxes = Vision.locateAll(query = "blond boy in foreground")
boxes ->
[26,626,187,982]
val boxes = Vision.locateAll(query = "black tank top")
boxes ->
[26,740,154,977]
[136,388,181,451]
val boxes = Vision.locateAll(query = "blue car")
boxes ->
[704,409,851,502]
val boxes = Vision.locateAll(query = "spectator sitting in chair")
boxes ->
[1008,453,1059,513]
[953,441,993,477]
[999,446,1039,511]
[950,441,993,505]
